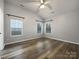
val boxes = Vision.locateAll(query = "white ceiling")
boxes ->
[5,0,79,19]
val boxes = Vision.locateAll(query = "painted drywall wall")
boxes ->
[4,1,42,45]
[45,10,79,43]
[4,0,79,45]
[0,0,4,50]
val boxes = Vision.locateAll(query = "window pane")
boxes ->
[11,28,22,35]
[10,19,23,36]
[46,23,51,33]
[37,23,41,33]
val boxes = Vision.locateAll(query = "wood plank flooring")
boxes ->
[1,37,79,59]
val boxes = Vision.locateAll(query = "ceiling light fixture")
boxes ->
[40,5,45,8]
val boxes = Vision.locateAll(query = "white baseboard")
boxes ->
[46,36,79,45]
[5,36,79,46]
[5,37,41,45]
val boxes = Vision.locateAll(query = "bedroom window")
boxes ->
[46,23,51,33]
[37,23,41,33]
[10,19,23,36]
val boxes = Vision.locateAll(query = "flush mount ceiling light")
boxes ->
[40,4,45,8]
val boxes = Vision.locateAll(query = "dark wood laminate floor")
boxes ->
[1,37,79,59]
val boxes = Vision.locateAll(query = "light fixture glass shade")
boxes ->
[40,5,45,8]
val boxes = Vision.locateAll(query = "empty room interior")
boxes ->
[0,0,79,59]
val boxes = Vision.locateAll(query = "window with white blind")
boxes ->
[10,19,23,36]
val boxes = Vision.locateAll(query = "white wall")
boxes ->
[0,0,4,50]
[4,1,42,45]
[45,10,79,43]
[4,0,79,45]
